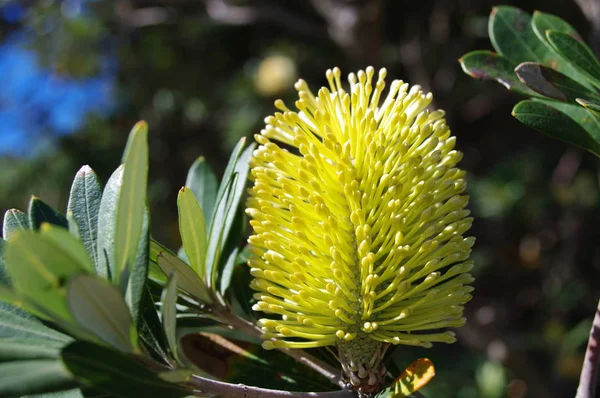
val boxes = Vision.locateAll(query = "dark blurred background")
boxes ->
[1,0,599,396]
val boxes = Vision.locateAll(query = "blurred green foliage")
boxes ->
[1,1,600,397]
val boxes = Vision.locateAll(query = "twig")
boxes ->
[213,303,346,389]
[187,374,355,398]
[576,299,600,398]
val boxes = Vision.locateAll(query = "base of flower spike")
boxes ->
[337,334,389,395]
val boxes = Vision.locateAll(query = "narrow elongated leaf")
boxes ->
[95,165,123,280]
[219,247,239,295]
[3,209,29,239]
[0,238,9,285]
[61,341,190,398]
[547,30,600,87]
[125,208,149,322]
[24,388,84,397]
[0,338,63,360]
[577,98,600,116]
[40,224,94,274]
[161,274,179,362]
[459,51,540,97]
[206,140,255,287]
[177,187,207,277]
[67,166,103,270]
[137,284,170,365]
[0,305,72,343]
[512,100,600,156]
[29,197,68,231]
[67,274,137,353]
[185,157,218,223]
[152,240,212,303]
[489,6,548,63]
[114,121,149,287]
[180,333,335,392]
[392,358,435,398]
[6,231,87,322]
[515,62,600,102]
[0,360,74,397]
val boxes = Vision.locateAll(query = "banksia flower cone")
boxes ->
[246,67,474,393]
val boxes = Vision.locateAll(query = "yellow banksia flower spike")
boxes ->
[246,67,474,393]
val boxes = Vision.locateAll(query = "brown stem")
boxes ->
[212,302,346,389]
[576,299,600,398]
[186,374,355,398]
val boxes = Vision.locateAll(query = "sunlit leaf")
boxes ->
[177,187,207,278]
[185,156,218,223]
[6,231,87,322]
[114,121,149,288]
[40,224,94,274]
[3,209,29,240]
[67,165,103,271]
[205,139,255,288]
[392,358,435,398]
[96,165,123,280]
[152,240,212,304]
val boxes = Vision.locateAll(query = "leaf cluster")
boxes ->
[460,6,600,157]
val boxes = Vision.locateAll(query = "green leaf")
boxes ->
[28,197,68,231]
[577,98,600,116]
[161,274,179,363]
[61,341,190,398]
[0,338,63,360]
[515,62,600,102]
[531,11,580,40]
[512,99,600,156]
[459,50,541,97]
[6,231,88,322]
[152,240,212,303]
[185,157,218,223]
[219,247,239,295]
[547,30,600,87]
[23,388,84,398]
[137,284,170,365]
[40,224,94,274]
[0,238,10,285]
[113,121,149,288]
[177,187,207,278]
[67,165,103,271]
[530,11,591,87]
[3,209,29,239]
[489,6,548,63]
[0,360,75,397]
[206,140,255,288]
[67,274,137,353]
[125,208,150,322]
[0,305,72,343]
[96,165,123,280]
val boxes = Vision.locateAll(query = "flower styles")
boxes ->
[246,67,474,390]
